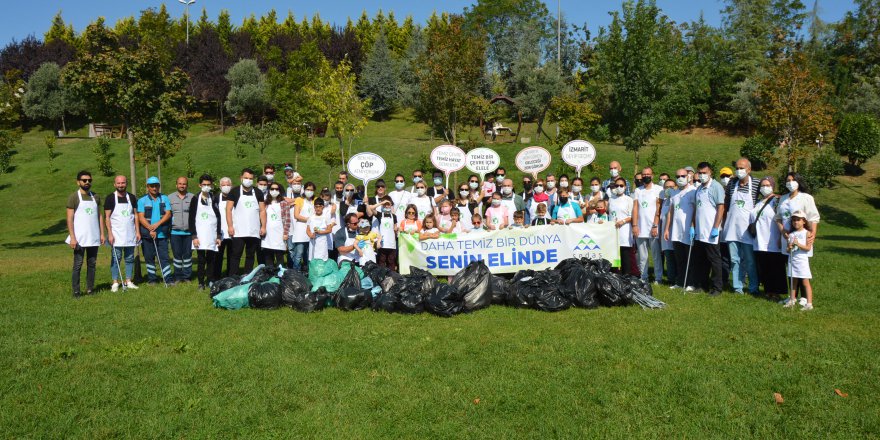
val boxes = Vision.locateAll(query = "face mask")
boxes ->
[413,176,422,184]
[546,181,556,189]
[596,208,606,214]
[642,176,652,185]
[559,197,569,205]
[201,185,211,193]
[441,207,451,214]
[698,173,710,184]
[614,187,625,196]
[292,184,302,193]
[460,190,470,197]
[335,190,343,198]
[760,186,774,197]
[534,185,544,194]
[220,185,232,194]
[269,190,280,197]
[417,188,426,196]
[523,182,532,191]
[304,190,314,198]
[786,181,799,192]
[590,185,601,193]
[265,173,274,181]
[257,184,268,192]
[433,177,443,186]
[469,181,479,189]
[389,182,401,191]
[735,169,747,179]
[663,188,673,198]
[610,169,619,177]
[496,174,505,181]
[491,199,501,207]
[560,181,569,188]
[382,207,391,213]
[721,177,730,186]
[677,177,687,187]
[242,178,253,188]
[344,190,353,198]
[572,185,582,194]
[501,187,512,196]
[659,178,667,186]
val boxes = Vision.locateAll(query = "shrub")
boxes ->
[803,148,844,192]
[93,136,114,177]
[834,113,880,171]
[739,135,775,170]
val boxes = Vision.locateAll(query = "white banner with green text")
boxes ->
[397,223,621,276]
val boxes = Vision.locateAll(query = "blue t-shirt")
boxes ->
[137,194,172,239]
[551,202,583,220]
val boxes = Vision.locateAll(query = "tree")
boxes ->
[755,52,834,172]
[224,59,269,124]
[21,62,81,133]
[306,59,372,169]
[398,25,426,109]
[834,113,880,169]
[416,14,486,144]
[44,11,76,45]
[546,94,601,143]
[234,121,279,161]
[174,27,231,129]
[269,43,326,168]
[584,0,691,167]
[63,23,190,194]
[510,49,570,141]
[359,31,400,119]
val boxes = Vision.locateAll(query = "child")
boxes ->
[400,204,422,234]
[484,192,509,230]
[586,200,609,224]
[355,219,381,265]
[450,208,466,232]
[419,215,441,240]
[783,210,814,310]
[510,210,527,229]
[373,196,399,271]
[437,199,455,233]
[306,198,335,261]
[470,213,485,231]
[531,203,551,226]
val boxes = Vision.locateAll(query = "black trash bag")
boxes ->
[397,288,426,314]
[362,261,395,285]
[451,261,492,312]
[426,284,465,317]
[280,270,312,307]
[408,267,437,297]
[490,276,511,305]
[334,286,372,311]
[596,272,631,306]
[248,281,282,309]
[380,274,403,293]
[559,265,598,308]
[555,258,584,279]
[338,265,362,290]
[248,266,278,285]
[507,270,538,308]
[533,286,571,312]
[371,290,399,313]
[380,274,426,314]
[210,276,241,298]
[292,287,330,313]
[590,258,613,274]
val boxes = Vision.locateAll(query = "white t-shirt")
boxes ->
[608,194,634,247]
[307,215,332,261]
[633,184,662,238]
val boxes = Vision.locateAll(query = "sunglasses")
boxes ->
[80,179,92,183]
[469,180,479,183]
[395,180,405,183]
[614,184,626,188]
[676,174,687,178]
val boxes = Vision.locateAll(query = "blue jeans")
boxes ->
[636,237,663,282]
[728,241,758,293]
[110,246,135,282]
[142,237,171,283]
[170,233,193,281]
[288,239,309,271]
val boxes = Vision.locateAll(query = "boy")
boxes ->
[305,198,334,261]
[355,219,381,265]
[531,204,551,226]
[510,210,527,229]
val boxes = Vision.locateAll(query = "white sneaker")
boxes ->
[782,298,796,308]
[685,286,696,292]
[801,303,813,311]
[125,281,139,290]
[111,282,119,293]
[798,297,808,307]
[670,285,681,289]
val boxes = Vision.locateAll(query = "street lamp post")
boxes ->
[179,0,196,45]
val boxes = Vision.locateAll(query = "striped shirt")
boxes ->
[724,176,760,211]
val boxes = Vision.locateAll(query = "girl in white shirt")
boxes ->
[782,212,814,310]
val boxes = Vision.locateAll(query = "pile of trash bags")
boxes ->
[210,258,665,316]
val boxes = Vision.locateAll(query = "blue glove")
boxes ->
[689,226,695,240]
[710,227,719,239]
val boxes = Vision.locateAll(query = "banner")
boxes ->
[397,223,620,275]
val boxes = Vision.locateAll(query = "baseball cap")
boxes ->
[684,166,695,173]
[358,219,371,228]
[146,176,160,185]
[720,167,733,176]
[791,210,807,219]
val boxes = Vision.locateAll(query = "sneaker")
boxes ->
[782,298,796,308]
[733,289,744,294]
[125,281,139,290]
[801,303,813,311]
[685,286,696,292]
[111,282,120,293]
[198,284,206,290]
[709,289,722,296]
[669,285,681,290]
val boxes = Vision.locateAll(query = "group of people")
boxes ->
[66,157,819,309]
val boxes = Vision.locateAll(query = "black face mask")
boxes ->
[523,182,532,190]
[559,197,569,205]
[335,190,343,198]
[642,176,652,185]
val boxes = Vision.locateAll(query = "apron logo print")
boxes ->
[697,200,703,207]
[84,207,95,215]
[270,213,279,221]
[121,209,130,217]
[641,201,648,208]
[200,212,209,220]
[244,201,255,209]
[735,200,745,209]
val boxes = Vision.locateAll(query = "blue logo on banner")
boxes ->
[573,233,601,251]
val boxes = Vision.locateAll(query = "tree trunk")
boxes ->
[127,130,137,195]
[219,101,225,134]
[634,149,640,171]
[60,115,66,135]
[157,154,162,183]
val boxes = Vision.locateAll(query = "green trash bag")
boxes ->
[213,283,253,310]
[308,259,338,283]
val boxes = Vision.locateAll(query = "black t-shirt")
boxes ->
[225,186,265,208]
[104,192,137,212]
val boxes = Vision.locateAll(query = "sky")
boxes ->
[0,0,857,45]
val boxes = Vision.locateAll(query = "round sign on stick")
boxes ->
[347,152,386,193]
[431,144,466,188]
[465,147,501,179]
[515,146,552,179]
[561,139,597,177]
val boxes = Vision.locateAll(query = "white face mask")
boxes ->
[698,173,710,184]
[610,169,619,177]
[417,188,426,196]
[460,190,470,197]
[491,199,501,207]
[395,182,405,190]
[501,187,512,196]
[200,185,211,193]
[292,184,302,192]
[304,190,314,198]
[546,181,556,189]
[735,169,747,179]
[760,186,774,197]
[676,177,687,187]
[265,173,274,181]
[220,185,232,194]
[590,185,600,193]
[257,184,268,192]
[269,189,280,198]
[559,181,569,188]
[534,185,544,194]
[241,178,253,188]
[572,185,582,193]
[614,187,625,196]
[469,181,479,189]
[721,177,730,186]
[786,181,799,192]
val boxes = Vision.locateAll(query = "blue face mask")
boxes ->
[395,182,405,190]
[433,177,443,186]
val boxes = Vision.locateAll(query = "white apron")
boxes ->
[528,199,548,223]
[261,202,286,251]
[722,180,755,245]
[292,198,314,243]
[438,214,453,231]
[232,187,260,238]
[337,230,360,264]
[751,197,781,253]
[218,194,230,240]
[411,196,433,221]
[635,185,661,239]
[555,203,577,222]
[608,194,633,247]
[670,187,695,245]
[500,197,518,224]
[66,191,101,247]
[456,202,474,230]
[374,213,397,249]
[694,184,719,244]
[109,192,137,247]
[194,195,219,251]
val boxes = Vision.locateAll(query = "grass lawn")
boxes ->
[1,116,879,438]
